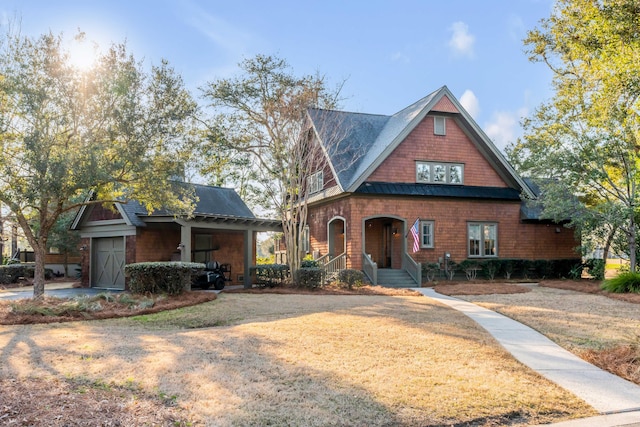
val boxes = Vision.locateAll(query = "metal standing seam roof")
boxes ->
[355,182,522,200]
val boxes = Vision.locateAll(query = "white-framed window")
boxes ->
[434,116,446,135]
[468,222,497,257]
[421,220,435,248]
[416,161,464,185]
[308,170,323,194]
[301,225,310,253]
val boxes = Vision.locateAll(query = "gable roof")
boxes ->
[72,183,264,230]
[127,183,256,221]
[309,85,534,198]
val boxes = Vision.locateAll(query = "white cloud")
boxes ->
[448,21,475,58]
[459,90,480,119]
[484,106,529,152]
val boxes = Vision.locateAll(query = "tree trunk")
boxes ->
[628,214,637,273]
[32,241,47,299]
[603,225,617,262]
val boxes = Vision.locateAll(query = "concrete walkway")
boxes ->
[415,288,640,426]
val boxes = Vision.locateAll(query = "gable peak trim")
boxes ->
[431,95,460,114]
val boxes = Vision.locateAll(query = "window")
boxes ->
[421,221,435,248]
[468,223,497,257]
[449,165,463,184]
[308,170,323,194]
[416,161,464,184]
[434,116,446,135]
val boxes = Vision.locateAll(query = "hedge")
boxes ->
[0,263,53,284]
[295,267,325,288]
[337,269,365,289]
[421,258,583,282]
[125,262,204,295]
[251,264,289,287]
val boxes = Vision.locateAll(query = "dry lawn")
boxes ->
[455,280,640,386]
[0,292,594,426]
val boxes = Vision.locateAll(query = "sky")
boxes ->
[0,0,557,152]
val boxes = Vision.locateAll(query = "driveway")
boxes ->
[0,283,120,300]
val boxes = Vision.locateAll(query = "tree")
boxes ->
[46,210,81,277]
[507,0,640,271]
[201,55,347,275]
[0,29,199,298]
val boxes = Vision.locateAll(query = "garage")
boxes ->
[92,237,125,289]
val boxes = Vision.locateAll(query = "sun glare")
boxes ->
[67,37,99,72]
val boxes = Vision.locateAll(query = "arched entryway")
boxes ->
[363,216,405,269]
[328,216,346,257]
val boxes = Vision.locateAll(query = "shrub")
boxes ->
[301,257,321,268]
[501,259,516,280]
[338,269,365,289]
[295,267,324,288]
[602,271,640,293]
[444,260,457,280]
[458,260,480,281]
[251,264,289,287]
[421,262,440,282]
[0,264,25,284]
[584,259,605,280]
[125,262,204,295]
[481,259,500,280]
[533,260,554,279]
[568,263,584,280]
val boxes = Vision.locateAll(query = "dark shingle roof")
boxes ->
[355,182,522,200]
[308,86,535,199]
[308,109,390,189]
[122,183,255,224]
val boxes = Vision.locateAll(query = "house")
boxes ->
[71,183,281,289]
[305,86,579,284]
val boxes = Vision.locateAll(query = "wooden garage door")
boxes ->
[92,237,125,289]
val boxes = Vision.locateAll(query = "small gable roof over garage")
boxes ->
[72,183,280,231]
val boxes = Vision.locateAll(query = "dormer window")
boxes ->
[308,170,323,194]
[434,116,446,136]
[416,161,464,184]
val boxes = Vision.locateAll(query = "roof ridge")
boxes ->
[308,107,390,119]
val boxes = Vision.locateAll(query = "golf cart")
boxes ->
[193,261,231,290]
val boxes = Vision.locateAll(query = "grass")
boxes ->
[0,292,595,426]
[458,281,640,385]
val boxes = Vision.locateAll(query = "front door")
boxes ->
[92,237,125,289]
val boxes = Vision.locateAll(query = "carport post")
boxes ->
[180,224,192,262]
[243,229,253,288]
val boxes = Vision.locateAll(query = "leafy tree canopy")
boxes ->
[0,29,199,297]
[508,0,640,270]
[201,55,345,273]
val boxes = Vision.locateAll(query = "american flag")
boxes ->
[410,219,420,253]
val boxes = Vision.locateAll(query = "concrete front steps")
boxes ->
[376,268,418,287]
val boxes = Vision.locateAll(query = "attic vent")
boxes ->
[434,116,446,136]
